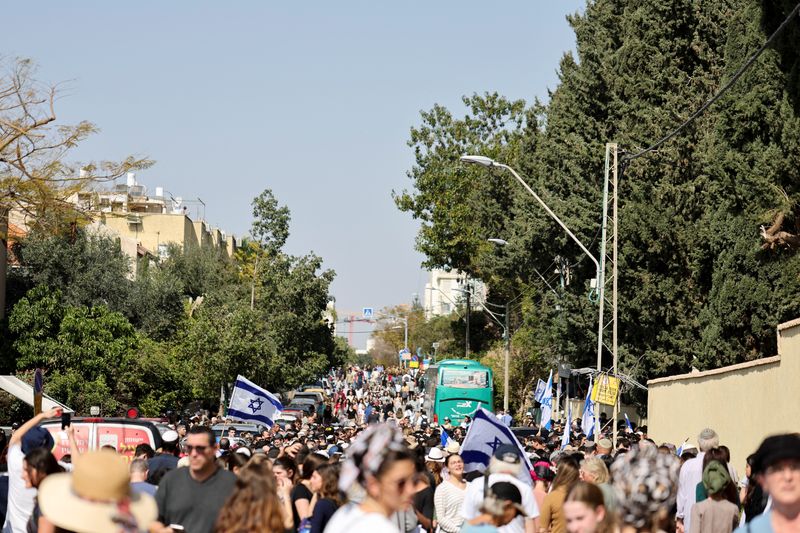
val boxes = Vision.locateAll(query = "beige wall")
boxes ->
[647,318,800,473]
[100,213,237,258]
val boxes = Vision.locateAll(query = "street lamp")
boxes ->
[464,155,605,425]
[461,287,512,412]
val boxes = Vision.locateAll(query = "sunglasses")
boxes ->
[184,445,210,454]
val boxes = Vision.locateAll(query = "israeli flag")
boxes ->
[624,412,634,432]
[460,407,533,484]
[581,376,595,438]
[540,370,553,430]
[561,402,571,449]
[533,379,547,402]
[441,428,452,448]
[676,437,690,456]
[228,375,283,427]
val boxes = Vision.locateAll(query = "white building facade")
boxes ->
[423,269,486,319]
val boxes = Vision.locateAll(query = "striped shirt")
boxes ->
[434,479,466,533]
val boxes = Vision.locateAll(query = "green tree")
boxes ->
[9,285,139,414]
[0,57,151,319]
[397,0,800,409]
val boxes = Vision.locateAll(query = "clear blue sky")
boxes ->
[3,1,584,348]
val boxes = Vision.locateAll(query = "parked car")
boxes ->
[211,423,263,439]
[293,391,324,404]
[283,403,315,418]
[41,418,163,461]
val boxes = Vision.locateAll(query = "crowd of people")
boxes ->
[0,366,798,533]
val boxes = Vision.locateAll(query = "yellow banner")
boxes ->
[591,375,620,406]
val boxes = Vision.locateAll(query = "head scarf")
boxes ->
[338,423,406,492]
[611,445,680,529]
[703,460,731,495]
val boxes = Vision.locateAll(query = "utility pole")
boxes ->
[503,302,510,412]
[0,207,7,320]
[465,278,471,357]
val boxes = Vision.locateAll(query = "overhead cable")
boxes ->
[622,1,800,163]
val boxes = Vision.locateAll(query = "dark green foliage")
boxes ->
[1,188,343,419]
[397,0,800,410]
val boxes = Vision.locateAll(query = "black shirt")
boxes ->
[155,466,236,533]
[291,483,313,530]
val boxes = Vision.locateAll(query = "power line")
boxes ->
[622,1,800,163]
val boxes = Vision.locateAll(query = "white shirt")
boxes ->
[461,473,540,533]
[677,452,705,532]
[1,444,36,533]
[324,502,399,533]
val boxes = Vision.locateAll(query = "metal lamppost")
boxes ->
[462,155,605,425]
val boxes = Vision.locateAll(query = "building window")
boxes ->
[158,244,169,260]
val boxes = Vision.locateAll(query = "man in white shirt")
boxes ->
[676,428,719,532]
[2,408,61,533]
[461,444,539,533]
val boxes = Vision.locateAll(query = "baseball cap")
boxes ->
[22,426,55,454]
[493,444,521,464]
[487,481,527,517]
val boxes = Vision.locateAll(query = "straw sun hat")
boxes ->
[38,450,157,533]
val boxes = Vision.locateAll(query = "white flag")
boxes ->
[561,402,571,449]
[460,407,532,485]
[228,375,283,427]
[581,376,595,438]
[540,370,553,430]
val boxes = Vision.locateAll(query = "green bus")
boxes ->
[423,359,494,424]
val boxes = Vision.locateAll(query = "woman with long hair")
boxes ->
[694,448,739,507]
[532,461,555,512]
[309,463,343,533]
[324,424,417,533]
[294,453,328,531]
[22,447,64,533]
[564,482,615,533]
[434,453,466,533]
[539,457,581,533]
[215,459,292,533]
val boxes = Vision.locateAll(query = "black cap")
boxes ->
[493,444,521,464]
[489,481,527,516]
[752,434,800,474]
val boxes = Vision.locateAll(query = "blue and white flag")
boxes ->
[228,375,283,427]
[540,370,553,430]
[581,376,595,438]
[561,402,571,449]
[624,412,634,432]
[460,407,532,485]
[676,437,690,456]
[533,379,547,402]
[441,428,452,448]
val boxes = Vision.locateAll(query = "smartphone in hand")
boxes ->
[61,412,71,430]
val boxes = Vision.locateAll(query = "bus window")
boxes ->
[441,369,488,388]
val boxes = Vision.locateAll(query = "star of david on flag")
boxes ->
[228,375,283,426]
[459,407,533,485]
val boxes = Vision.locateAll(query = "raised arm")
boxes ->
[9,407,62,447]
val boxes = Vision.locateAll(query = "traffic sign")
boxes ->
[362,307,373,319]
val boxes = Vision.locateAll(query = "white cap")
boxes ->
[162,430,179,443]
